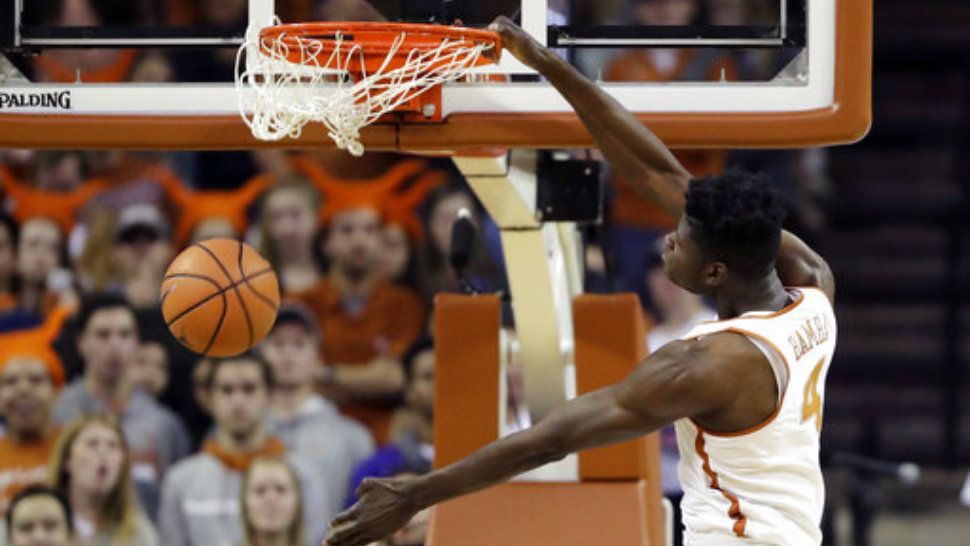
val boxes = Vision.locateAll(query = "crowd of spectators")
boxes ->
[0,1,826,545]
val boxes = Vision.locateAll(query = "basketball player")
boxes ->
[325,16,836,546]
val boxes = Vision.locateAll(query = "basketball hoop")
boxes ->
[236,21,501,156]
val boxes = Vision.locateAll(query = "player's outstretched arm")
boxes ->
[491,17,835,302]
[325,337,751,546]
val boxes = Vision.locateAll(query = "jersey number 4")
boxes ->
[801,358,825,432]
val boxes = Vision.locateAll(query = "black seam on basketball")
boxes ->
[162,272,225,286]
[159,282,178,308]
[234,240,255,348]
[202,290,229,356]
[163,269,274,328]
[193,242,236,284]
[166,288,227,352]
[242,279,278,311]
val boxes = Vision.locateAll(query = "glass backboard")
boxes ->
[0,0,871,151]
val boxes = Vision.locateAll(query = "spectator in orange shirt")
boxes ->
[0,313,68,514]
[297,206,427,444]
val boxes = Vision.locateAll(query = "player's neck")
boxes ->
[663,297,706,327]
[713,273,789,320]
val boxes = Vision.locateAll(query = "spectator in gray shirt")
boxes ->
[159,352,330,546]
[52,294,191,521]
[261,303,374,509]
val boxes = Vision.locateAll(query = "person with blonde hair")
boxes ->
[258,176,323,297]
[49,415,157,546]
[239,457,305,546]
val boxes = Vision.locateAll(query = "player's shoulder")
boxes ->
[648,332,766,388]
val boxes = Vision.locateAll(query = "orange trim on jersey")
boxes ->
[690,327,791,438]
[694,431,747,537]
[700,289,805,325]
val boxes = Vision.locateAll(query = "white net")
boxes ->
[236,22,495,156]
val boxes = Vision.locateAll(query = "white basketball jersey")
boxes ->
[674,287,836,546]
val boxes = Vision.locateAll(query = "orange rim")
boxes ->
[258,22,502,70]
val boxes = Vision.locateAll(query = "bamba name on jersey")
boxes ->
[788,314,830,361]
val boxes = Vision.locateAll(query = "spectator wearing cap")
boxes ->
[52,294,191,522]
[0,308,69,514]
[260,303,374,509]
[111,204,173,311]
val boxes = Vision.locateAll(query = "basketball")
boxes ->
[160,238,280,357]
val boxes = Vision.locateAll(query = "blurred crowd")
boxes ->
[0,1,830,546]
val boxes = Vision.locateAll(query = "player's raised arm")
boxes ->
[490,16,690,218]
[325,336,755,546]
[491,16,835,303]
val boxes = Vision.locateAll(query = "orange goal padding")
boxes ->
[428,481,659,546]
[433,293,502,469]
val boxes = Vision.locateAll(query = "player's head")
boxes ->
[662,170,786,294]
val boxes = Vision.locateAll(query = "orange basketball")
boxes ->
[160,238,280,357]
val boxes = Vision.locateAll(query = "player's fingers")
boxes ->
[489,15,513,32]
[326,523,363,546]
[329,506,358,528]
[355,477,380,497]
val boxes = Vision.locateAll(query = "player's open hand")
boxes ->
[325,477,418,546]
[489,16,544,66]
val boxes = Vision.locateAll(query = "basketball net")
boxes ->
[236,21,496,156]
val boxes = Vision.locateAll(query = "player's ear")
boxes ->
[702,261,728,288]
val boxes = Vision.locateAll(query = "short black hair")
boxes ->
[684,169,787,278]
[207,350,275,391]
[401,337,434,384]
[5,484,74,538]
[76,293,138,333]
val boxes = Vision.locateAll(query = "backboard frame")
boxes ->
[0,0,871,151]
